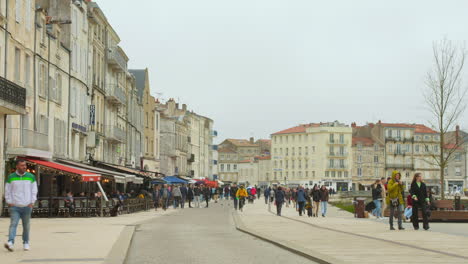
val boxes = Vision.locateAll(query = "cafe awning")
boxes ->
[24,158,101,182]
[102,163,154,178]
[56,159,134,184]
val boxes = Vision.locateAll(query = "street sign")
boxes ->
[89,105,96,125]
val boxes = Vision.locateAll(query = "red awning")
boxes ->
[23,158,101,182]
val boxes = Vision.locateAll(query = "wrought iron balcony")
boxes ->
[106,126,126,143]
[107,46,127,72]
[328,140,348,145]
[0,76,26,112]
[385,163,414,170]
[6,128,50,152]
[106,84,126,105]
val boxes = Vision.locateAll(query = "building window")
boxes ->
[285,148,289,156]
[292,160,295,169]
[374,156,379,163]
[455,153,462,161]
[357,167,362,177]
[292,147,295,156]
[298,147,302,156]
[344,171,349,177]
[233,164,237,170]
[415,145,419,153]
[374,144,379,151]
[339,134,344,143]
[227,164,231,171]
[220,164,224,171]
[455,167,461,176]
[15,0,22,22]
[358,155,362,163]
[325,171,329,177]
[312,171,315,178]
[338,171,342,178]
[305,147,308,155]
[25,54,31,88]
[312,146,315,152]
[14,48,21,83]
[329,134,334,143]
[331,171,336,177]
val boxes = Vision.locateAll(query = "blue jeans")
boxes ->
[320,201,328,216]
[373,199,382,217]
[8,206,32,244]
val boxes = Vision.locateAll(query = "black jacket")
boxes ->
[312,190,321,202]
[372,184,383,200]
[410,181,428,205]
[275,190,285,203]
[180,186,188,197]
[230,187,239,197]
[187,188,194,199]
[194,187,201,196]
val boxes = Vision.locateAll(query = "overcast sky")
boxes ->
[98,0,468,141]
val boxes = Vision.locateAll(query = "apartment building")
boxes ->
[351,136,385,190]
[129,69,159,172]
[238,155,271,186]
[445,126,468,193]
[353,121,441,191]
[187,112,215,179]
[271,121,353,190]
[0,0,29,210]
[218,147,239,182]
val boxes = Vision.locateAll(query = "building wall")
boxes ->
[351,143,385,190]
[271,122,353,189]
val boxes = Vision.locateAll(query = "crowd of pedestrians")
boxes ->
[151,183,262,212]
[369,170,432,231]
[265,185,331,217]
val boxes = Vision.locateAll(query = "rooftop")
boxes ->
[352,137,375,146]
[272,123,320,135]
[225,139,258,147]
[379,123,437,134]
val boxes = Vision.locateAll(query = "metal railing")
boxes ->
[106,84,126,105]
[328,152,348,157]
[107,46,127,72]
[328,140,348,145]
[105,126,125,142]
[0,76,26,108]
[327,164,348,169]
[385,163,414,170]
[7,128,49,151]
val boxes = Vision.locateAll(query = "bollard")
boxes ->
[454,195,461,210]
[356,198,366,218]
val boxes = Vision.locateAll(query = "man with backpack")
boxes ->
[230,183,239,210]
[160,184,171,211]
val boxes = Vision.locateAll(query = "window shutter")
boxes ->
[15,0,21,23]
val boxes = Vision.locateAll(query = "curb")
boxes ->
[104,224,137,264]
[232,211,344,264]
[104,210,175,264]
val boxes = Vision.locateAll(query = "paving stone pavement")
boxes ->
[238,200,468,264]
[0,209,174,264]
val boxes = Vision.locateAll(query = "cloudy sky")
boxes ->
[98,0,468,141]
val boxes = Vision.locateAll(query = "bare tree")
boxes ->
[425,39,468,199]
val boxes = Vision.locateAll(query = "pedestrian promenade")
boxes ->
[238,201,468,264]
[0,209,174,264]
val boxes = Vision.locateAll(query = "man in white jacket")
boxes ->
[4,159,38,252]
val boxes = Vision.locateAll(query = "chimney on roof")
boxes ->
[175,103,179,109]
[182,104,187,111]
[249,137,254,144]
[369,123,374,128]
[456,125,460,145]
[351,122,356,128]
[378,120,381,124]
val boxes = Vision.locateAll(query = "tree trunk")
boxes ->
[440,132,445,199]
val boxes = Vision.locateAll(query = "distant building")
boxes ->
[217,137,270,183]
[271,121,353,190]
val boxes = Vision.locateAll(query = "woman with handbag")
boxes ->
[409,173,430,230]
[386,171,405,230]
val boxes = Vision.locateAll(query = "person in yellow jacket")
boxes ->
[236,185,249,211]
[386,170,405,230]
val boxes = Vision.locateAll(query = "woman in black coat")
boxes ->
[275,187,286,216]
[409,173,430,230]
[187,184,195,208]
